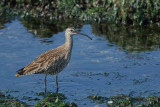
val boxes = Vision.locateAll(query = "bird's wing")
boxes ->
[16,45,66,77]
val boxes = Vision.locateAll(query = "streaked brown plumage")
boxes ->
[16,44,70,76]
[16,27,92,94]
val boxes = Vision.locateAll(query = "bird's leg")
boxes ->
[56,75,59,94]
[44,73,47,96]
[56,74,59,102]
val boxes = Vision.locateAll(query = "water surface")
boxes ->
[0,19,160,106]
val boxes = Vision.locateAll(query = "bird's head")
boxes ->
[65,27,92,40]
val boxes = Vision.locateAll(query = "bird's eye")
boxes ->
[71,30,74,32]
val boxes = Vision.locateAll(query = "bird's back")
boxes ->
[16,44,72,77]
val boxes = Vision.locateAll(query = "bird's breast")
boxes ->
[46,50,72,75]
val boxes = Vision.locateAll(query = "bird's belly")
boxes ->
[47,61,68,75]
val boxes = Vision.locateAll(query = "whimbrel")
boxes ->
[16,27,92,94]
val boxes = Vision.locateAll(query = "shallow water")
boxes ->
[0,19,160,106]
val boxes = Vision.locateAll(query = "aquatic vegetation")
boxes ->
[35,97,76,107]
[22,96,40,101]
[88,94,160,106]
[0,0,160,25]
[1,90,160,106]
[35,92,77,107]
[0,91,77,107]
[0,92,29,107]
[88,95,108,104]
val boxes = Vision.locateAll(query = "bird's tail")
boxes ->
[15,67,25,77]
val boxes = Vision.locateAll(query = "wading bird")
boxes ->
[16,27,92,95]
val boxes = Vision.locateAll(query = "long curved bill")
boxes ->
[75,31,92,40]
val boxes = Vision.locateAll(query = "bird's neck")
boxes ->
[64,36,73,51]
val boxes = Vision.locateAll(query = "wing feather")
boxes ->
[16,44,67,77]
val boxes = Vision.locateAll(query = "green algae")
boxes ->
[0,92,29,107]
[88,94,160,106]
[1,0,160,25]
[35,92,77,107]
[0,91,77,107]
